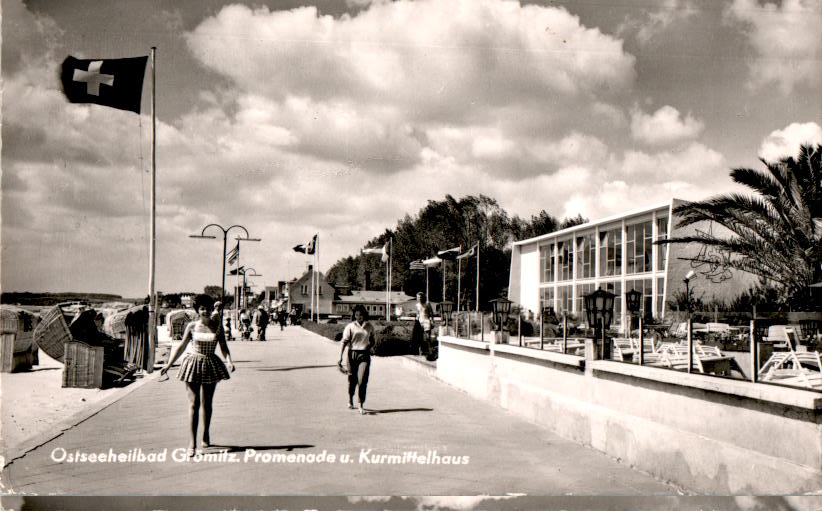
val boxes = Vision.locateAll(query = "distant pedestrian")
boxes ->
[415,292,434,356]
[239,309,251,340]
[160,294,234,456]
[338,304,375,415]
[289,307,298,326]
[255,305,269,341]
[278,308,287,330]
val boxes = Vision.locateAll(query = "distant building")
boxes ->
[287,266,334,318]
[332,290,416,318]
[508,198,758,332]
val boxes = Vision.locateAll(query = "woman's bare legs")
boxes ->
[185,382,201,452]
[200,382,217,447]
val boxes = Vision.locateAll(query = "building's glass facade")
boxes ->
[536,210,670,331]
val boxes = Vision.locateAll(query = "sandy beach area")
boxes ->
[0,327,173,465]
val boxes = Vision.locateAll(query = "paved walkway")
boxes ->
[1,325,680,496]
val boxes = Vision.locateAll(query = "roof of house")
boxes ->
[335,290,415,304]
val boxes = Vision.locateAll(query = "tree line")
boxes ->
[326,194,585,310]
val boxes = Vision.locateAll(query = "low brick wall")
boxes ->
[437,336,822,494]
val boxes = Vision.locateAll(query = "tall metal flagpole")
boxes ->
[476,242,480,312]
[457,246,462,312]
[147,46,157,372]
[315,234,320,321]
[388,237,392,321]
[425,266,429,301]
[309,243,314,322]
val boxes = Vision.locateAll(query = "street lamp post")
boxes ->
[189,224,260,309]
[489,297,512,344]
[440,300,454,336]
[683,270,695,373]
[583,287,616,360]
[234,268,263,310]
[626,289,642,365]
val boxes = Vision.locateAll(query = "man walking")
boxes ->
[255,305,270,341]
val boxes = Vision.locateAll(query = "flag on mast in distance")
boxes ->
[437,246,461,260]
[228,266,245,276]
[409,260,426,270]
[422,256,442,266]
[61,55,149,114]
[362,242,388,262]
[293,234,317,255]
[227,243,239,265]
[457,243,477,260]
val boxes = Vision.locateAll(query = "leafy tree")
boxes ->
[662,144,821,309]
[326,194,586,309]
[204,285,225,301]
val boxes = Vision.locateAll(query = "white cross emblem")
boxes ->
[72,61,114,96]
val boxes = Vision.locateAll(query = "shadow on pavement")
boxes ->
[206,444,315,453]
[366,408,434,414]
[254,365,336,371]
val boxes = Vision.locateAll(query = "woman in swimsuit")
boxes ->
[161,295,234,455]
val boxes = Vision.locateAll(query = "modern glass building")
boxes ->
[508,198,757,332]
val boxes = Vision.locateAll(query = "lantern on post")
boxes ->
[626,289,643,364]
[489,297,512,344]
[583,287,616,359]
[440,300,454,332]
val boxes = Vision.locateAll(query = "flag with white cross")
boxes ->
[60,55,148,114]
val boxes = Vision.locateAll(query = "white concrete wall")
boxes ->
[517,243,540,313]
[437,337,822,494]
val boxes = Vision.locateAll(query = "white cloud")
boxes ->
[758,121,822,161]
[618,0,697,45]
[630,105,704,145]
[411,495,517,510]
[727,0,822,93]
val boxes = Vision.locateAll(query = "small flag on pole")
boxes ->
[228,265,245,276]
[437,246,461,260]
[227,243,239,265]
[457,243,477,260]
[293,234,317,255]
[422,256,442,266]
[409,260,426,270]
[61,55,149,114]
[362,242,388,262]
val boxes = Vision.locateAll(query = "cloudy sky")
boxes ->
[2,0,821,298]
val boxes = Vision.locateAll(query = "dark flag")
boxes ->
[228,266,245,276]
[293,234,317,255]
[61,55,148,114]
[227,242,239,265]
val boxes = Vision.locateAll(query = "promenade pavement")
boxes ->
[1,324,681,496]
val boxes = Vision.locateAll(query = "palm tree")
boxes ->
[663,144,821,309]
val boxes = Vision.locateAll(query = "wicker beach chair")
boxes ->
[33,305,73,362]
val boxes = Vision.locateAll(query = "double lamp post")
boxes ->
[190,223,260,310]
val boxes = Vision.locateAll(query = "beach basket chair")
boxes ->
[33,305,73,362]
[167,309,198,340]
[103,310,129,340]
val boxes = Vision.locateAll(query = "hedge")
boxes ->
[301,320,419,356]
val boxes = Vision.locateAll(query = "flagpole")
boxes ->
[457,246,462,312]
[426,266,429,301]
[146,46,157,373]
[315,233,320,321]
[388,237,392,321]
[476,242,480,313]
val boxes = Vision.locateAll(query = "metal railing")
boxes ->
[440,308,822,392]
